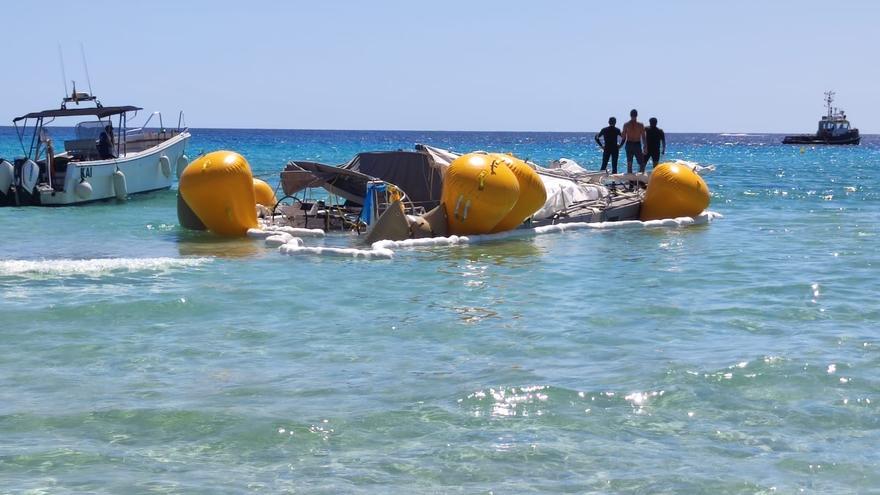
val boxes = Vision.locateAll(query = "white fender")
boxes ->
[159,155,172,178]
[20,159,40,192]
[74,180,93,200]
[112,169,127,200]
[0,160,13,193]
[176,154,189,179]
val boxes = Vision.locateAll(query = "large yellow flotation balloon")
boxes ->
[490,154,548,233]
[253,178,277,207]
[640,162,710,221]
[177,194,206,231]
[179,151,258,236]
[441,153,520,235]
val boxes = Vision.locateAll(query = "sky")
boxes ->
[3,0,879,133]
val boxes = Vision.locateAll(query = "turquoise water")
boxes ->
[1,129,878,493]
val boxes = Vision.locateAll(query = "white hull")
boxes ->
[37,132,190,205]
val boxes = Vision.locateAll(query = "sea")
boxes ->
[0,128,878,494]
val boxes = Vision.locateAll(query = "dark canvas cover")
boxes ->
[345,151,443,208]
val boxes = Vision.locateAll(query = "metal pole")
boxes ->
[28,118,41,159]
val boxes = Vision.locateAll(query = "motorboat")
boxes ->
[0,87,190,206]
[782,91,860,145]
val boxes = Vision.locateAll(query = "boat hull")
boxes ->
[782,133,860,145]
[6,132,190,206]
[530,191,643,226]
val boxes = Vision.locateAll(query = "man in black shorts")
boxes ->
[594,117,622,173]
[644,117,666,169]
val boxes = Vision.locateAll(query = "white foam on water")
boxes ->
[248,226,325,239]
[278,241,393,259]
[671,159,716,174]
[0,257,211,277]
[374,211,722,252]
[271,211,721,261]
[265,233,298,247]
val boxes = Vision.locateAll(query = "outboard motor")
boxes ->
[13,158,41,205]
[0,159,14,206]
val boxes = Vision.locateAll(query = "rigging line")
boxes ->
[57,44,68,96]
[80,42,93,96]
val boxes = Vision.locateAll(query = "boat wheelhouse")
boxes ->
[0,88,190,206]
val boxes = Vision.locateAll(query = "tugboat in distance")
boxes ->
[783,91,860,145]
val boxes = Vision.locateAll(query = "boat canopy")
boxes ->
[13,105,142,122]
[343,151,444,206]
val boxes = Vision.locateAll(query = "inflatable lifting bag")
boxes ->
[179,151,259,236]
[490,153,547,233]
[441,153,520,235]
[640,162,710,221]
[253,178,277,208]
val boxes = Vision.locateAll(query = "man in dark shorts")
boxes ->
[644,117,666,169]
[621,109,646,173]
[594,117,622,173]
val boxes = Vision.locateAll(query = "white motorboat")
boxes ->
[0,89,190,206]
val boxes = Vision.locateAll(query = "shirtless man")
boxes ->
[621,109,647,173]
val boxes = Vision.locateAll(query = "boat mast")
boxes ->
[824,91,835,119]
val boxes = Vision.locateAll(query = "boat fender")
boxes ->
[176,154,189,179]
[20,159,40,193]
[112,169,127,200]
[159,155,172,178]
[0,160,13,194]
[74,179,93,200]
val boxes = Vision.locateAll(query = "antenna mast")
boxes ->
[57,44,69,96]
[80,42,94,96]
[824,90,835,118]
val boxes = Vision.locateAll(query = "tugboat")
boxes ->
[783,91,860,145]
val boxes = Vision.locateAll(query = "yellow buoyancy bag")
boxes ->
[253,178,277,207]
[441,153,520,235]
[178,150,259,236]
[640,162,710,221]
[490,153,548,233]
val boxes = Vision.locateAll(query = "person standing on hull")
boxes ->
[644,117,666,170]
[594,117,622,174]
[621,109,647,173]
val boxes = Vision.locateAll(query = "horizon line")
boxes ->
[2,125,871,136]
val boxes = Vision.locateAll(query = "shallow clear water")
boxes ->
[1,129,878,493]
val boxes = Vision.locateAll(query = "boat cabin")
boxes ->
[817,116,852,137]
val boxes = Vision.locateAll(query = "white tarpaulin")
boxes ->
[532,171,606,219]
[416,144,608,219]
[416,145,608,220]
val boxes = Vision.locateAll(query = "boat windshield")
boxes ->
[75,121,112,140]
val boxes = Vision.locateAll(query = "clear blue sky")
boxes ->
[4,0,879,132]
